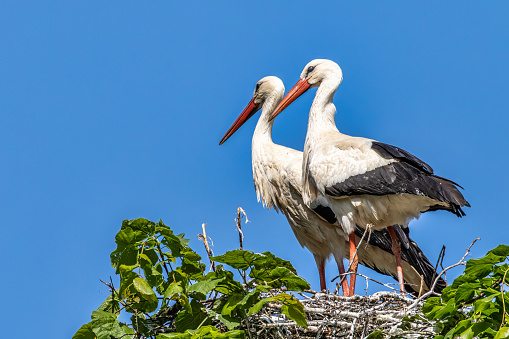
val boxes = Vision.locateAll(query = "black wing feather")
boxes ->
[325,141,469,217]
[371,141,433,173]
[312,205,337,224]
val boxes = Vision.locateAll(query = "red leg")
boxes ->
[348,233,359,296]
[337,259,350,296]
[387,226,405,294]
[317,257,327,292]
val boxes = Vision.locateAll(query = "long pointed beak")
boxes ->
[269,79,311,121]
[219,99,260,145]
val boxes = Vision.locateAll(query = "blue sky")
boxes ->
[1,1,508,337]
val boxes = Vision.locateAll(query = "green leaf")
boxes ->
[111,244,139,272]
[222,293,245,316]
[125,218,154,234]
[188,277,225,296]
[115,227,137,249]
[174,300,211,332]
[495,327,509,339]
[422,296,441,315]
[183,250,202,262]
[455,283,478,303]
[212,250,258,270]
[176,232,191,247]
[160,230,187,257]
[475,298,494,314]
[157,325,245,338]
[90,311,132,339]
[489,245,509,257]
[465,253,506,278]
[365,330,384,339]
[206,309,241,330]
[131,313,165,337]
[256,251,297,273]
[247,293,294,316]
[209,267,243,294]
[133,277,157,303]
[443,319,470,339]
[434,299,457,320]
[281,297,307,328]
[139,252,164,288]
[459,323,475,339]
[181,257,205,276]
[96,293,120,313]
[164,282,183,300]
[260,267,310,291]
[72,323,96,339]
[470,322,492,337]
[119,265,138,296]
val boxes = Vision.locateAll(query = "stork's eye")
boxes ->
[307,66,315,74]
[255,83,261,91]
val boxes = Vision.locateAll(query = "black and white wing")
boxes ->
[324,141,469,217]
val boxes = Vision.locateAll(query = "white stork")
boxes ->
[270,60,469,294]
[220,76,446,296]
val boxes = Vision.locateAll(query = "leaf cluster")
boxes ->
[422,245,509,339]
[73,218,310,339]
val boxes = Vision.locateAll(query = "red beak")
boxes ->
[219,99,260,145]
[269,79,311,121]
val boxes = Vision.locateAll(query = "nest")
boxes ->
[247,290,435,339]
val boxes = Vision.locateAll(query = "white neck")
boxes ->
[252,95,277,149]
[250,94,280,210]
[306,78,341,138]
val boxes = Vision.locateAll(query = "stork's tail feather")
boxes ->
[354,225,446,297]
[431,175,470,217]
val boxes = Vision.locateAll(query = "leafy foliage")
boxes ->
[422,245,509,339]
[73,218,310,338]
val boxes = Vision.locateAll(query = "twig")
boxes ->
[236,207,248,284]
[156,242,171,278]
[236,207,248,250]
[352,272,402,294]
[418,274,424,299]
[408,238,480,309]
[431,245,446,289]
[440,246,447,285]
[198,223,216,272]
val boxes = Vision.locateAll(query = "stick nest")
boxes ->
[245,290,435,339]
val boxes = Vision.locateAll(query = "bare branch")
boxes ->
[198,223,216,272]
[408,238,481,309]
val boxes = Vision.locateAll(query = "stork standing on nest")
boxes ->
[220,76,446,296]
[270,60,469,295]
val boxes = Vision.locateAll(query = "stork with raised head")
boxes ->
[270,60,469,295]
[220,76,446,296]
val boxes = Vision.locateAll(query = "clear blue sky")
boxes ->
[1,2,508,337]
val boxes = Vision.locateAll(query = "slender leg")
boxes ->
[337,259,350,296]
[348,233,359,296]
[316,257,327,292]
[387,225,405,294]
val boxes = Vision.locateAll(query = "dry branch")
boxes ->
[198,223,216,272]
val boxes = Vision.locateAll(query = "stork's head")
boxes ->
[270,59,342,120]
[219,76,284,145]
[300,59,343,88]
[251,76,285,108]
